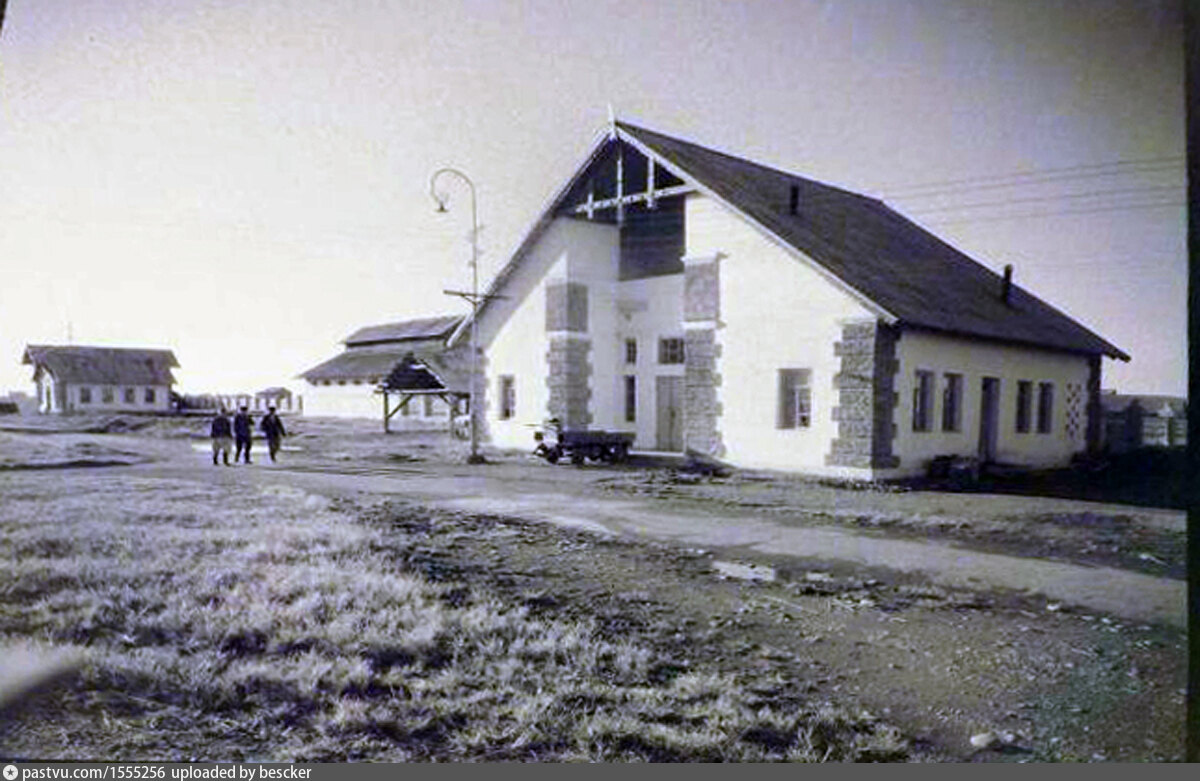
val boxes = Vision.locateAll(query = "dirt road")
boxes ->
[147,438,1185,629]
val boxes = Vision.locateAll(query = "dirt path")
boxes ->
[139,445,1185,629]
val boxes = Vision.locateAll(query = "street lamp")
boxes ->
[429,167,485,464]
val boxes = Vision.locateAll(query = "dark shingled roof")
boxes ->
[615,122,1127,360]
[298,344,412,384]
[382,351,470,395]
[344,315,463,347]
[459,122,1127,361]
[22,345,179,385]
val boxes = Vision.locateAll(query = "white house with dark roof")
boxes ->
[22,345,179,414]
[446,120,1128,478]
[299,315,466,421]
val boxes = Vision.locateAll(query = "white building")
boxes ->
[450,120,1128,479]
[299,315,466,423]
[22,345,179,414]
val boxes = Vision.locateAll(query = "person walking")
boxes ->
[210,408,233,466]
[233,405,254,464]
[260,406,287,463]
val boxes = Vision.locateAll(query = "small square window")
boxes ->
[144,388,156,404]
[625,338,637,364]
[79,387,92,404]
[101,387,114,404]
[658,338,685,364]
[123,387,136,404]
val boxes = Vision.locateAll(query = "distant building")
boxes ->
[22,345,179,414]
[299,315,467,422]
[1101,392,1187,451]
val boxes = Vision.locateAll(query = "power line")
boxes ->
[879,156,1184,199]
[907,185,1183,216]
[920,199,1185,227]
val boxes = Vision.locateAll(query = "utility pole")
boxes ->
[430,167,486,464]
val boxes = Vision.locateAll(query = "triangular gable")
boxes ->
[452,120,1128,361]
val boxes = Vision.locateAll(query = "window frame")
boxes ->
[498,375,516,420]
[777,368,812,430]
[912,370,934,432]
[657,337,685,365]
[941,373,963,432]
[1037,382,1054,434]
[1016,380,1033,433]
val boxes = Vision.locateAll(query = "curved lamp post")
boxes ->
[429,167,484,464]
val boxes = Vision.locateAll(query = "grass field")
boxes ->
[0,472,907,762]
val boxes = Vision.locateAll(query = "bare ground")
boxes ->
[0,414,1188,761]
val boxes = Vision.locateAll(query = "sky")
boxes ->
[0,0,1186,397]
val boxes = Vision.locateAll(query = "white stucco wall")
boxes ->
[64,383,173,413]
[482,218,620,450]
[684,195,878,475]
[301,383,383,420]
[891,331,1093,474]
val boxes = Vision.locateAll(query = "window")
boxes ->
[625,338,638,364]
[123,387,136,404]
[101,387,114,404]
[658,337,685,364]
[79,387,92,404]
[1037,382,1054,434]
[941,373,963,432]
[624,375,637,423]
[912,370,934,432]
[777,369,812,429]
[1015,380,1033,433]
[499,375,516,420]
[144,388,156,404]
[424,395,435,417]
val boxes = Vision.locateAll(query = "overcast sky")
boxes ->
[0,0,1185,397]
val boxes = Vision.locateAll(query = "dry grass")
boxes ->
[0,472,907,762]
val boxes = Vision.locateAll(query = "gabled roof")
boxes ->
[382,351,470,395]
[344,315,462,347]
[298,344,411,383]
[22,345,179,385]
[455,120,1127,361]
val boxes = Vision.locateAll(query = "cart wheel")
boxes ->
[545,447,560,464]
[613,444,629,463]
[570,451,585,466]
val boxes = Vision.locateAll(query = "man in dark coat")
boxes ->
[259,406,287,463]
[210,408,233,466]
[233,406,253,464]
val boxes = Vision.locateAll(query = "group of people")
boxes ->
[209,406,287,466]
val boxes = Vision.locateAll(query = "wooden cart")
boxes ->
[533,424,635,465]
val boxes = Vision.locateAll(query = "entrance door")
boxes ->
[979,377,1000,462]
[655,376,684,452]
